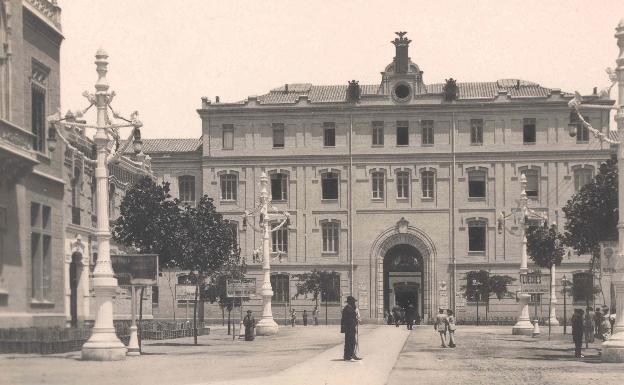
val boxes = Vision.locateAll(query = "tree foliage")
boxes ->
[562,158,618,260]
[111,176,182,268]
[526,224,566,269]
[293,269,340,307]
[461,270,515,302]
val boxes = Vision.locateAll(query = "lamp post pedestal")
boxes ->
[512,292,534,335]
[255,226,279,336]
[603,280,624,361]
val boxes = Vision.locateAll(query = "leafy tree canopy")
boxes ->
[293,269,340,306]
[526,224,566,269]
[112,176,182,268]
[562,158,618,259]
[461,270,516,302]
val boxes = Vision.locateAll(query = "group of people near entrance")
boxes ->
[386,304,420,329]
[289,307,320,327]
[571,305,616,359]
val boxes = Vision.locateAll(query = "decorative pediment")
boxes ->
[70,235,85,254]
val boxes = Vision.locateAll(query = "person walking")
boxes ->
[584,307,595,346]
[386,310,394,325]
[447,309,457,348]
[434,307,449,348]
[594,308,602,339]
[303,310,308,326]
[313,306,319,326]
[392,307,401,328]
[243,310,256,341]
[610,307,616,335]
[572,308,585,359]
[290,308,297,327]
[341,296,362,361]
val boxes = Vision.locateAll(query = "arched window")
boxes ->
[270,273,289,303]
[371,171,385,199]
[178,175,196,204]
[522,169,539,198]
[321,220,340,254]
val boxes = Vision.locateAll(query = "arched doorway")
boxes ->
[69,252,81,327]
[384,244,423,319]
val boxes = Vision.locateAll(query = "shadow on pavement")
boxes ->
[148,342,212,347]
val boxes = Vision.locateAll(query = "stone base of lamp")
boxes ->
[547,317,560,326]
[512,293,534,335]
[126,325,140,356]
[81,328,127,361]
[255,318,279,336]
[602,334,624,362]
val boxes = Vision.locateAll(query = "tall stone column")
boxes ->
[513,176,533,335]
[548,264,559,326]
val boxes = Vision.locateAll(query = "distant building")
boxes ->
[148,33,613,323]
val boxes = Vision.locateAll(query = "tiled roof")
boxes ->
[120,138,202,154]
[251,79,558,105]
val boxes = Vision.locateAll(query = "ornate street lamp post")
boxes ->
[498,174,550,335]
[561,274,570,334]
[242,172,290,336]
[48,50,148,360]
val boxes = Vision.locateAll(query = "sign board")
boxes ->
[358,290,369,310]
[226,278,257,298]
[519,271,548,294]
[176,285,197,300]
[111,254,158,286]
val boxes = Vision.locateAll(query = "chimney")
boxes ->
[392,32,411,74]
[593,87,598,95]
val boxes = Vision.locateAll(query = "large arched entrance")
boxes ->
[384,244,423,319]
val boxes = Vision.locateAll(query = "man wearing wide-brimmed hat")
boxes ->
[341,295,361,361]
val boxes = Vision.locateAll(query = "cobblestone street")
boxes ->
[3,325,624,385]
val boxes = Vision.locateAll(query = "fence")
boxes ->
[0,320,210,355]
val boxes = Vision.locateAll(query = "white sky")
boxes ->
[58,0,623,139]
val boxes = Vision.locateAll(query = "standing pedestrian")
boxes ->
[341,296,362,361]
[354,305,363,360]
[313,306,319,326]
[387,310,394,325]
[392,307,401,327]
[610,307,616,335]
[594,307,602,339]
[434,307,448,348]
[447,309,457,348]
[572,308,585,359]
[303,310,308,326]
[406,303,416,330]
[243,310,256,341]
[290,308,297,327]
[585,307,595,345]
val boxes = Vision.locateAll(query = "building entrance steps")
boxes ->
[197,326,410,385]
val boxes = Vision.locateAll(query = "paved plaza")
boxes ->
[2,324,624,385]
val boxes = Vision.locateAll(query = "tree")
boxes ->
[112,176,183,337]
[562,158,617,306]
[461,270,515,325]
[177,195,240,344]
[293,270,340,325]
[526,223,566,338]
[203,253,246,335]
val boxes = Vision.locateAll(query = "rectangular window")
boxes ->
[271,173,288,201]
[396,171,409,199]
[470,119,483,145]
[228,222,238,246]
[574,168,593,192]
[322,172,339,200]
[396,121,409,146]
[30,203,52,301]
[321,273,341,303]
[421,171,434,198]
[271,274,289,303]
[523,118,536,144]
[178,175,196,204]
[524,170,539,198]
[31,85,46,152]
[323,122,335,147]
[468,171,486,198]
[273,123,285,148]
[421,120,434,145]
[222,124,234,150]
[271,223,288,254]
[576,117,590,143]
[220,174,237,201]
[372,121,384,146]
[468,222,486,252]
[322,222,340,253]
[372,172,385,199]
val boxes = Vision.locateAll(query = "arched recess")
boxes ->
[369,218,437,322]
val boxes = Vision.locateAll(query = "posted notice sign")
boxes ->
[111,254,158,286]
[226,278,257,298]
[519,272,548,294]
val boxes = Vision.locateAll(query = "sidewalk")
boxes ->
[198,326,410,385]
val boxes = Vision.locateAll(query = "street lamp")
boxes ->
[498,173,550,335]
[566,18,624,362]
[242,172,290,336]
[47,49,149,360]
[561,274,571,334]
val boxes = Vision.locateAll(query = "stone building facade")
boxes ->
[0,0,65,327]
[148,33,613,323]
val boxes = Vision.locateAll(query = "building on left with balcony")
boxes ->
[0,0,65,327]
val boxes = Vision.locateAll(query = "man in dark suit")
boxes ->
[572,308,585,359]
[341,296,361,361]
